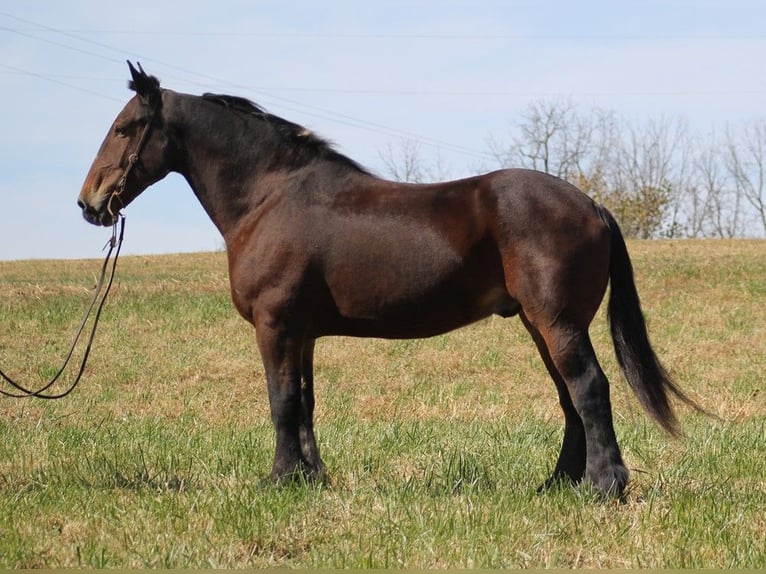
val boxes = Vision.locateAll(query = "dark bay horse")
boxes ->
[78,62,702,496]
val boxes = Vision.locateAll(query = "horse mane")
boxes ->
[201,93,371,175]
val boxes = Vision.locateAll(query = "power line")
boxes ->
[0,12,493,160]
[0,63,123,102]
[4,68,764,100]
[4,12,763,160]
[5,26,766,41]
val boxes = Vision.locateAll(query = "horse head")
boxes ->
[78,61,171,226]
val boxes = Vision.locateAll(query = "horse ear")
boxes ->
[127,60,161,106]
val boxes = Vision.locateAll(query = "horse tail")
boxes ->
[598,206,706,436]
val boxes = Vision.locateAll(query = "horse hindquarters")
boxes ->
[501,196,628,495]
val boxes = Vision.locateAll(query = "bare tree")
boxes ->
[607,116,690,238]
[689,133,745,238]
[380,138,426,183]
[687,140,722,237]
[726,121,766,235]
[379,138,451,183]
[488,100,686,238]
[381,101,764,238]
[488,99,604,180]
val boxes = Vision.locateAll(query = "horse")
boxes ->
[77,62,703,496]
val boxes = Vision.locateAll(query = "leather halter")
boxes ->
[107,100,160,221]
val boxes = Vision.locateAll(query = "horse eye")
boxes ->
[114,125,127,138]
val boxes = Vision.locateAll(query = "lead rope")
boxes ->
[0,215,125,399]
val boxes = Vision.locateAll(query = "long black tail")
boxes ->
[598,206,705,436]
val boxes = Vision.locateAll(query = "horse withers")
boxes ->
[77,62,704,496]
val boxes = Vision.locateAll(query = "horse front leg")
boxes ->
[299,338,325,480]
[255,323,311,482]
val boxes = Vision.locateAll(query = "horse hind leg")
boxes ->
[520,312,586,490]
[525,315,629,497]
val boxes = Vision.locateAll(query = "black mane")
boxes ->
[201,93,370,175]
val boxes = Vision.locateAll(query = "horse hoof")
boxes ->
[271,460,328,486]
[584,465,629,498]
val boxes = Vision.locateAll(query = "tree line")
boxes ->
[381,100,766,239]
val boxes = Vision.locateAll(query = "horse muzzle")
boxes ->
[78,195,118,227]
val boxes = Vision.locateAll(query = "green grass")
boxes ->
[0,241,764,568]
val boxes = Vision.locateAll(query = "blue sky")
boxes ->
[1,0,764,259]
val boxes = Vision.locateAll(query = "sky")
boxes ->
[1,0,764,260]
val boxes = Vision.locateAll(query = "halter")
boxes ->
[107,99,160,221]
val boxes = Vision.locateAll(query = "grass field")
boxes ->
[0,239,764,568]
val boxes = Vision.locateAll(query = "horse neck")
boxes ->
[166,93,284,238]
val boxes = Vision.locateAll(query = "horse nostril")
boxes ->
[77,199,86,210]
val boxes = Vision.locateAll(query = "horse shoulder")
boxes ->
[224,197,317,326]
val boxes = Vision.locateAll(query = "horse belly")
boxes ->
[318,217,514,338]
[322,282,517,339]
